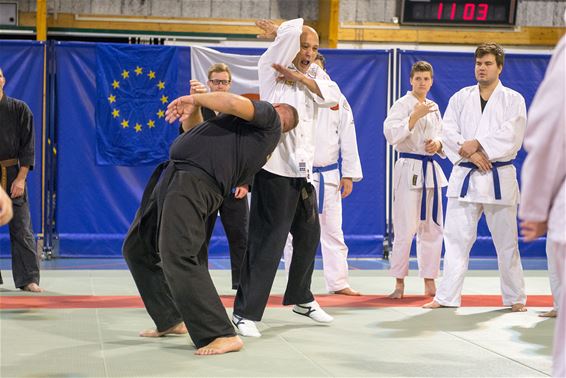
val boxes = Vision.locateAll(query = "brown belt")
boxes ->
[0,159,18,191]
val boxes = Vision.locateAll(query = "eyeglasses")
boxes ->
[209,79,231,85]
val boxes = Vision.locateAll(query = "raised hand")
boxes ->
[411,102,436,122]
[272,64,303,83]
[255,19,278,39]
[190,79,208,95]
[165,95,196,124]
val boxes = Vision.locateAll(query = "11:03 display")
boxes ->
[401,0,517,26]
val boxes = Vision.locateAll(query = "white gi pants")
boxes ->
[547,240,563,312]
[435,198,526,307]
[389,181,443,279]
[551,240,566,378]
[284,174,351,292]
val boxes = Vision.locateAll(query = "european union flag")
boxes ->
[96,44,179,166]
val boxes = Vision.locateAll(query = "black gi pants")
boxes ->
[123,167,236,348]
[234,169,320,321]
[205,194,249,290]
[0,166,39,288]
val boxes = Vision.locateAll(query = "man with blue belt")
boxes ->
[283,53,363,296]
[424,43,527,311]
[384,61,447,299]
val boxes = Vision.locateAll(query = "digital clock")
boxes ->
[401,0,517,27]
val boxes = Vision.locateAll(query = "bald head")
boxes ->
[293,25,319,74]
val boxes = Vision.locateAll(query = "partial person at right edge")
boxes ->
[0,67,43,293]
[518,28,566,378]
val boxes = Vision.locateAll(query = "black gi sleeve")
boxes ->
[249,100,280,132]
[17,103,35,169]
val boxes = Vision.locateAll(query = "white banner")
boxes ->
[190,46,260,100]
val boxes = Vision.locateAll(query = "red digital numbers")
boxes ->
[437,2,489,21]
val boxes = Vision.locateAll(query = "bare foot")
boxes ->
[422,300,444,309]
[139,322,188,337]
[387,288,404,299]
[333,287,362,296]
[195,336,243,355]
[511,303,527,312]
[538,310,557,318]
[424,278,436,297]
[21,283,43,292]
[388,278,405,299]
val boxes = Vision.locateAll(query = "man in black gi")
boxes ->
[0,67,42,293]
[122,90,298,355]
[181,63,250,290]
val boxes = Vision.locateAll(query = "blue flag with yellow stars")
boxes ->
[96,44,179,166]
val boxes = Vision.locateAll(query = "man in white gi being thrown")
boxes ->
[424,42,527,312]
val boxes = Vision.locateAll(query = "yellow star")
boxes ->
[157,81,165,90]
[160,95,168,104]
[134,66,143,75]
[112,109,120,118]
[148,70,156,79]
[112,80,120,89]
[157,109,165,118]
[121,70,130,79]
[134,123,142,132]
[121,119,129,128]
[108,94,116,104]
[147,119,155,128]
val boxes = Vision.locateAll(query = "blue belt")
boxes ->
[458,160,514,200]
[312,163,339,213]
[399,153,440,225]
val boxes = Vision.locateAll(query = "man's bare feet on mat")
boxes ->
[139,322,188,337]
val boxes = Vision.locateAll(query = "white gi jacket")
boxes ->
[519,36,566,244]
[384,92,447,189]
[313,94,363,186]
[442,82,527,205]
[259,18,341,180]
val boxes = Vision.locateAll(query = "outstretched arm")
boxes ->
[166,92,255,124]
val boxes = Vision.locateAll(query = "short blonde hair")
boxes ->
[207,63,232,81]
[410,61,433,79]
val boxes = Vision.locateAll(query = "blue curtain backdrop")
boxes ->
[0,41,44,256]
[0,42,551,258]
[399,50,550,257]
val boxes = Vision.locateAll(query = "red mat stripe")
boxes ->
[0,295,552,309]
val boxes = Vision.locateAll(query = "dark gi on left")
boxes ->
[0,94,40,288]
